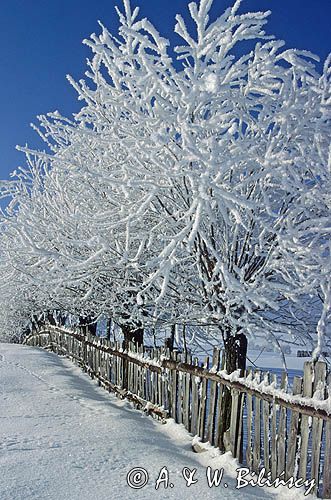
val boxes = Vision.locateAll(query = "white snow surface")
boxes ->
[0,343,313,500]
[247,350,315,371]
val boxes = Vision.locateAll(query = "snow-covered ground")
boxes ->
[248,349,323,372]
[0,344,313,500]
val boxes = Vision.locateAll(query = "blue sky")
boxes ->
[1,0,330,182]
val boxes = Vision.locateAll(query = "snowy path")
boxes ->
[0,344,309,500]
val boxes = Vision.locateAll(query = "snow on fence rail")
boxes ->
[24,327,331,498]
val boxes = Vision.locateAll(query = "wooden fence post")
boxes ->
[311,362,327,495]
[299,362,314,480]
[286,376,302,480]
[207,348,220,446]
[323,373,331,499]
[253,371,261,473]
[198,356,209,442]
[246,368,253,469]
[277,372,288,477]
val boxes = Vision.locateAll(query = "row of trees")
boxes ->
[0,0,330,370]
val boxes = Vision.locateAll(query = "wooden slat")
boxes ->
[83,337,87,372]
[207,348,220,445]
[311,362,327,495]
[171,351,178,422]
[136,344,142,399]
[140,345,145,400]
[214,382,222,448]
[229,389,240,458]
[145,365,150,403]
[128,342,133,394]
[163,348,170,411]
[88,345,93,378]
[198,357,209,441]
[299,362,314,481]
[270,373,278,480]
[286,376,302,480]
[263,372,271,474]
[117,342,123,389]
[253,371,261,472]
[236,390,245,463]
[246,369,253,469]
[100,347,104,378]
[106,352,111,388]
[184,354,192,431]
[110,352,114,385]
[112,344,116,385]
[116,341,121,387]
[190,358,200,436]
[177,353,184,424]
[164,366,170,412]
[97,347,101,384]
[103,349,107,379]
[323,373,331,499]
[182,372,189,429]
[277,372,288,477]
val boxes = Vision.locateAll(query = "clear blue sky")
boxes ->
[1,0,330,182]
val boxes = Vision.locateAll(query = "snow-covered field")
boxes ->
[247,350,312,372]
[0,344,313,500]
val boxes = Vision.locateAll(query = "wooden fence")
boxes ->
[24,327,331,498]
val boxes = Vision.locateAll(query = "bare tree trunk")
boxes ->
[106,318,112,340]
[32,313,45,333]
[88,317,97,336]
[79,315,97,336]
[57,311,67,327]
[121,323,144,350]
[121,322,144,391]
[223,332,247,375]
[219,330,247,452]
[183,324,187,359]
[165,324,176,351]
[47,311,57,326]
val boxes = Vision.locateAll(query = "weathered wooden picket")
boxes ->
[24,327,331,498]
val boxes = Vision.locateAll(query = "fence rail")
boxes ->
[24,327,331,498]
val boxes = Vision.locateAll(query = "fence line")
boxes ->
[24,327,331,498]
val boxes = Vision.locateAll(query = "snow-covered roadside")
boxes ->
[0,344,315,500]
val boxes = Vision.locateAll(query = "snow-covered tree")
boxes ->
[53,0,328,368]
